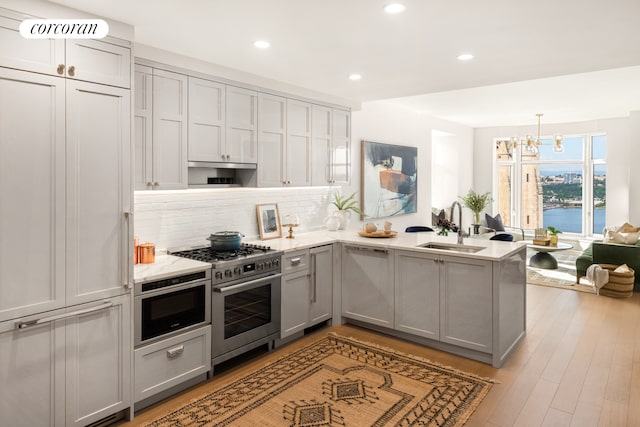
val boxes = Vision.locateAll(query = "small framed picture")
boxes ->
[256,203,282,240]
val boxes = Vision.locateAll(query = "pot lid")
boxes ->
[208,231,244,238]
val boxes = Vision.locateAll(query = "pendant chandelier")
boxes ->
[501,113,564,155]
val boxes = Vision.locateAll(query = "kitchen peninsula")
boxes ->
[251,230,527,368]
[138,230,527,369]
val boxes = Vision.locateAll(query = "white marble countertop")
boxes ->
[136,229,526,283]
[246,229,526,261]
[134,254,211,284]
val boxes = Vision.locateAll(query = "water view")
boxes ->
[543,207,606,234]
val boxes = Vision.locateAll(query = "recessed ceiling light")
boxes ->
[348,74,362,81]
[457,53,474,61]
[254,40,270,49]
[384,3,406,14]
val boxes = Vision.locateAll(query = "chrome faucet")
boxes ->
[450,201,466,244]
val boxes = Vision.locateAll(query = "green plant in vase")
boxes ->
[459,189,493,234]
[331,191,365,230]
[547,226,562,246]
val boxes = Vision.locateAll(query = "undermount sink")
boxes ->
[417,242,485,253]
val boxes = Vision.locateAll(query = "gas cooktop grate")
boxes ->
[170,244,274,263]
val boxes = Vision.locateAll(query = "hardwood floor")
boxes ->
[120,284,640,427]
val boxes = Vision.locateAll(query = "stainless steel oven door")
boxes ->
[135,280,211,347]
[212,273,281,362]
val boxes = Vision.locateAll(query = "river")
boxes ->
[543,207,606,234]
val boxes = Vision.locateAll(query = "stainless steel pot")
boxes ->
[207,231,245,251]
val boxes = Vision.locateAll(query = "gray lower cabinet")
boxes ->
[439,255,493,353]
[308,245,333,325]
[341,245,394,328]
[0,296,131,427]
[345,244,525,367]
[134,325,211,404]
[394,250,440,340]
[281,245,333,338]
[395,250,493,352]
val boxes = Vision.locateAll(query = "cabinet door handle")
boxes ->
[310,253,317,303]
[16,301,113,330]
[67,65,75,77]
[124,212,133,288]
[345,245,388,255]
[57,64,65,75]
[290,257,301,266]
[166,345,184,359]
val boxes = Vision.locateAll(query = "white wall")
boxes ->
[350,101,474,232]
[629,111,640,224]
[473,116,637,229]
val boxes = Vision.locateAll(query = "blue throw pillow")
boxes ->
[485,213,505,232]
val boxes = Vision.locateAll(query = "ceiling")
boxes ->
[51,0,640,127]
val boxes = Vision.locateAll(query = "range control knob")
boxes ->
[273,258,280,267]
[257,263,264,270]
[224,269,232,278]
[215,271,223,280]
[266,261,272,268]
[234,267,242,275]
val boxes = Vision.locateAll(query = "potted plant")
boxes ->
[331,191,365,230]
[459,189,493,233]
[547,226,562,246]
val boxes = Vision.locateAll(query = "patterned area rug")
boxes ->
[526,247,596,294]
[144,334,494,427]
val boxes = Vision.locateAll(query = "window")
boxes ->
[495,134,606,236]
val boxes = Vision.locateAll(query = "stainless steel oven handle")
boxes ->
[16,301,114,330]
[214,273,282,293]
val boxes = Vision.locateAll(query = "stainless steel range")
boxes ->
[170,244,282,366]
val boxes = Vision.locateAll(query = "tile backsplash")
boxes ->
[134,187,336,249]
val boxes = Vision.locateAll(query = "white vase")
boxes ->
[324,215,340,231]
[336,210,351,230]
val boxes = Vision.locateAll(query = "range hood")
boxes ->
[188,161,257,170]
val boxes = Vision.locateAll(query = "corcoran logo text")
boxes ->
[19,19,109,39]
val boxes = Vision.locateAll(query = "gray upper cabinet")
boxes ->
[331,109,351,185]
[0,9,130,88]
[311,105,332,185]
[257,93,287,187]
[226,85,258,163]
[188,77,226,162]
[134,65,188,190]
[257,95,312,187]
[286,99,312,186]
[132,58,350,189]
[311,106,351,186]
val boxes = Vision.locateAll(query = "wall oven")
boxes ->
[211,271,281,365]
[134,270,211,347]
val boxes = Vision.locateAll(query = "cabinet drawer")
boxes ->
[282,249,310,274]
[134,325,211,403]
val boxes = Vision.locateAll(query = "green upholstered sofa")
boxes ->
[576,240,640,289]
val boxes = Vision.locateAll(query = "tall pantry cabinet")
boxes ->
[0,6,133,427]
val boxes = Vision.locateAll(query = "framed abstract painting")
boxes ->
[361,140,417,219]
